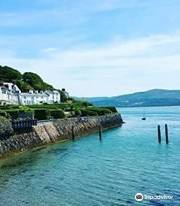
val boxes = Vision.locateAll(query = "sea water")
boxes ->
[0,106,180,206]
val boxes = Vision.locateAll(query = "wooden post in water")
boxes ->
[165,124,169,144]
[99,124,102,141]
[72,125,75,141]
[157,125,161,144]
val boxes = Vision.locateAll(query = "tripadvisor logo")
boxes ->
[135,193,144,202]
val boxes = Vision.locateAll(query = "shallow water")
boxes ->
[0,106,180,206]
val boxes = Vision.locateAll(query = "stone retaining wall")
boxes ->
[0,114,123,157]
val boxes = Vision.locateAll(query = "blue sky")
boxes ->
[1,0,180,96]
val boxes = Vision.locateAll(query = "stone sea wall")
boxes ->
[0,114,123,157]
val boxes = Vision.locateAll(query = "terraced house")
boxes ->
[0,82,61,105]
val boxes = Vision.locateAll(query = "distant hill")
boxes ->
[0,65,54,92]
[82,89,180,107]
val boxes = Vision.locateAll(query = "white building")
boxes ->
[0,83,61,105]
[0,83,20,105]
[45,90,61,104]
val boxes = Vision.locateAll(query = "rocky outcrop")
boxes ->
[0,114,123,157]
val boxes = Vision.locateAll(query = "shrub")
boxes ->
[81,101,92,107]
[29,103,68,110]
[73,101,93,108]
[18,110,34,119]
[50,109,65,119]
[0,105,18,110]
[18,106,34,119]
[0,110,8,118]
[6,109,19,119]
[34,109,50,120]
[0,116,13,136]
[86,107,112,115]
[64,107,72,112]
[74,109,82,116]
[100,106,117,113]
[81,109,98,116]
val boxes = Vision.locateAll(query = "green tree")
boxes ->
[23,72,54,91]
[60,88,70,102]
[16,80,32,92]
[0,65,22,82]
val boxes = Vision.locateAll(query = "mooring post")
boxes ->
[72,125,75,141]
[165,124,169,144]
[99,124,102,141]
[157,125,161,144]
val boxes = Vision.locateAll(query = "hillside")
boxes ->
[0,65,54,92]
[83,89,180,107]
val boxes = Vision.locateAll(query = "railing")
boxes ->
[12,119,37,133]
[0,119,38,140]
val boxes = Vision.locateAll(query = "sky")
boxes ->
[1,0,180,97]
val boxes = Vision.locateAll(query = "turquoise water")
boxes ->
[0,106,180,206]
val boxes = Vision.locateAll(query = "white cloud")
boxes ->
[28,33,180,70]
[1,33,180,96]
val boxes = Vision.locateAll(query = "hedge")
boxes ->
[29,103,68,110]
[81,109,98,116]
[86,107,112,115]
[0,105,18,110]
[5,109,34,119]
[34,109,50,120]
[74,109,82,116]
[50,109,65,119]
[0,110,8,118]
[6,109,19,119]
[0,103,114,120]
[101,106,117,113]
[18,110,34,119]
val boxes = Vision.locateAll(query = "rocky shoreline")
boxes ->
[0,113,123,158]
